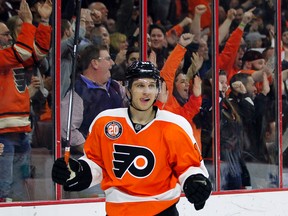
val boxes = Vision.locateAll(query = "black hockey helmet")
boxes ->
[126,61,160,80]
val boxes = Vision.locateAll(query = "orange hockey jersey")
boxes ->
[81,107,209,216]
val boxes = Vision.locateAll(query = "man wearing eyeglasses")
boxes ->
[61,44,127,158]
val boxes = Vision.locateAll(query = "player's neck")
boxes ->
[129,106,155,125]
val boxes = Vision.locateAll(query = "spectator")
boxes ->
[229,6,245,32]
[159,33,203,150]
[245,31,266,49]
[111,46,140,85]
[281,28,288,63]
[109,32,128,65]
[6,15,23,44]
[116,0,139,40]
[0,0,52,201]
[61,19,73,40]
[52,61,212,215]
[193,69,228,159]
[187,0,212,31]
[219,7,255,84]
[60,9,87,99]
[6,6,52,151]
[88,2,108,26]
[282,28,288,51]
[229,72,270,163]
[149,23,169,70]
[79,8,94,42]
[61,44,126,155]
[240,49,274,88]
[165,17,193,48]
[0,143,3,156]
[220,94,251,190]
[90,24,110,49]
[27,0,48,26]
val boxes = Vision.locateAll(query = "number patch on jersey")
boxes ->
[105,121,123,139]
[112,144,155,179]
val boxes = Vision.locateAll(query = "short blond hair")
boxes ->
[109,32,127,51]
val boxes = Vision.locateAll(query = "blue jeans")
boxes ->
[0,133,31,200]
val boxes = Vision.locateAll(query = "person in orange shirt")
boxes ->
[159,33,203,151]
[0,0,52,202]
[52,61,212,215]
[239,49,274,93]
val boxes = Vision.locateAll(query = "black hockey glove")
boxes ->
[183,174,212,211]
[51,157,92,191]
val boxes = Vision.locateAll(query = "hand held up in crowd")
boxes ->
[18,0,33,24]
[178,33,194,48]
[231,81,247,94]
[37,0,53,20]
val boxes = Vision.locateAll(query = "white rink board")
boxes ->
[0,191,287,216]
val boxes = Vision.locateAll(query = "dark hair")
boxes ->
[149,24,166,36]
[61,19,71,38]
[126,46,140,61]
[242,50,264,62]
[219,69,227,76]
[78,44,108,71]
[201,68,213,98]
[230,73,251,91]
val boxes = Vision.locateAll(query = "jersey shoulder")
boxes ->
[89,108,128,132]
[156,109,193,136]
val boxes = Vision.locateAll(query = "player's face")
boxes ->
[129,78,158,110]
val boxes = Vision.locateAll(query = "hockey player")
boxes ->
[52,61,212,215]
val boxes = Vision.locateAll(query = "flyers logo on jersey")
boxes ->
[112,144,155,179]
[13,68,27,93]
[105,121,123,139]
